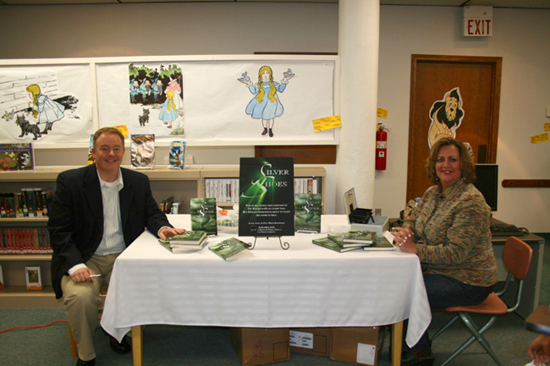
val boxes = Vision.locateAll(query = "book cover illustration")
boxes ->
[0,143,33,171]
[25,266,42,290]
[208,237,251,261]
[159,231,207,246]
[190,198,218,236]
[131,134,155,169]
[342,230,376,244]
[295,193,322,233]
[312,237,361,253]
[87,134,94,165]
[238,157,295,237]
[168,141,186,169]
[363,235,395,251]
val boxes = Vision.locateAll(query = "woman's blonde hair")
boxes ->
[256,66,277,104]
[425,137,476,185]
[26,84,41,119]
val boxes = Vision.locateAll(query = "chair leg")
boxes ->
[430,314,460,341]
[440,312,503,366]
[68,323,77,358]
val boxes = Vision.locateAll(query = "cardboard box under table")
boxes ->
[230,327,290,366]
[289,327,331,357]
[330,327,380,366]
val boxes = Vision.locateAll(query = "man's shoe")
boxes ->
[76,358,95,366]
[400,351,435,366]
[109,334,132,354]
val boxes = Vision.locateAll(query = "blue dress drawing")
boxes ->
[239,66,294,138]
[158,90,178,128]
[34,94,65,123]
[245,81,286,119]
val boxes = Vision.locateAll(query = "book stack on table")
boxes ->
[158,231,208,253]
[312,230,394,252]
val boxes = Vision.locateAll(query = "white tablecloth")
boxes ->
[101,215,431,347]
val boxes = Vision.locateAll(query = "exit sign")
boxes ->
[463,6,493,37]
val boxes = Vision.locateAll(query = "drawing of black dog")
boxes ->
[139,108,150,126]
[15,114,42,140]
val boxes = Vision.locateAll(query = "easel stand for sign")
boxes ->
[248,236,290,250]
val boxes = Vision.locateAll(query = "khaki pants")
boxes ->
[61,254,119,361]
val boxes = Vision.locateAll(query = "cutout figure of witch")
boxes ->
[238,66,294,137]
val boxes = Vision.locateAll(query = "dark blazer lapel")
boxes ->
[83,165,103,228]
[119,169,134,229]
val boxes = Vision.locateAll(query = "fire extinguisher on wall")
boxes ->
[375,123,388,170]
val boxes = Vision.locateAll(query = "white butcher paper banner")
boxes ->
[96,59,335,145]
[0,65,94,145]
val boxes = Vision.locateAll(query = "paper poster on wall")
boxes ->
[0,66,94,145]
[128,63,185,137]
[427,87,465,148]
[96,59,334,144]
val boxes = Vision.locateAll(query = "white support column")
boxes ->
[336,0,380,213]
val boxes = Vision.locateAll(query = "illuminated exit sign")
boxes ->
[463,6,493,37]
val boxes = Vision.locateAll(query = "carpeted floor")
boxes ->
[1,234,548,366]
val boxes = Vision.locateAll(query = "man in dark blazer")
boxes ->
[48,127,184,366]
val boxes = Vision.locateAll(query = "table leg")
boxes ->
[392,321,403,366]
[131,325,143,366]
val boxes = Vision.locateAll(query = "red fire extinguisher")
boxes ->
[375,123,388,170]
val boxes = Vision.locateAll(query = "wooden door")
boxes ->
[406,55,502,202]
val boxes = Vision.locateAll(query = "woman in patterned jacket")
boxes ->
[392,137,498,366]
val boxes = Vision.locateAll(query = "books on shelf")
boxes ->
[0,143,34,171]
[168,141,186,169]
[204,176,322,205]
[131,134,155,169]
[0,264,4,289]
[295,193,322,233]
[0,228,52,254]
[190,198,218,236]
[312,237,363,253]
[205,178,239,204]
[294,177,321,194]
[1,188,53,218]
[208,237,251,261]
[160,231,207,246]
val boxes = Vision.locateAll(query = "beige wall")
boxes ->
[1,3,549,231]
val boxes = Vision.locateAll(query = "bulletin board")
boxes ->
[0,55,339,148]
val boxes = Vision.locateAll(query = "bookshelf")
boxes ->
[0,165,325,308]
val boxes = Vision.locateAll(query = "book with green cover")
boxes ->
[327,232,369,248]
[190,198,217,236]
[208,237,251,261]
[159,238,207,253]
[363,235,395,251]
[312,237,362,253]
[295,193,322,233]
[159,231,207,246]
[363,231,395,251]
[342,230,376,244]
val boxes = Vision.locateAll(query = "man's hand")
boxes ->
[159,227,186,240]
[528,335,550,365]
[71,267,94,283]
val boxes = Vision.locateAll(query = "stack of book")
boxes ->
[312,230,394,252]
[158,231,207,253]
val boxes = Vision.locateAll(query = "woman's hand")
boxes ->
[391,225,418,254]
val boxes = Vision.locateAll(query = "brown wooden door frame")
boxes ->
[407,54,502,202]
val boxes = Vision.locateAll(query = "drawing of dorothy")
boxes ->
[238,66,295,138]
[26,84,65,134]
